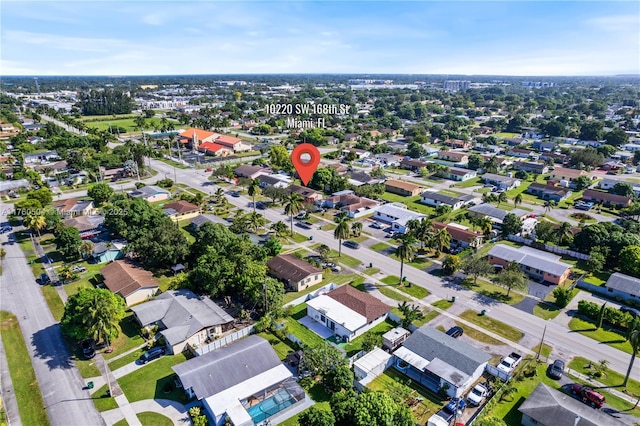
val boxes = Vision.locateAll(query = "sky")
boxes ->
[1,1,639,76]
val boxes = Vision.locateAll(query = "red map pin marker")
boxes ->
[291,143,321,186]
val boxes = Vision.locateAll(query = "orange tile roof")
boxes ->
[178,127,218,141]
[199,142,228,153]
[215,135,242,146]
[163,200,200,214]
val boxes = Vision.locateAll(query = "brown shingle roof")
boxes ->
[267,254,322,283]
[433,222,483,244]
[385,179,422,192]
[326,285,390,322]
[163,200,200,214]
[583,189,632,206]
[102,260,159,298]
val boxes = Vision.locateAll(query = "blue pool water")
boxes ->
[246,389,295,423]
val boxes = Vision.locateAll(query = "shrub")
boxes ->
[552,287,573,308]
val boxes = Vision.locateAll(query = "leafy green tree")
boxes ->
[302,341,347,377]
[474,417,508,426]
[501,213,522,237]
[24,214,46,238]
[585,247,606,275]
[79,240,95,259]
[620,246,640,277]
[430,228,451,256]
[461,255,494,285]
[434,204,452,217]
[442,254,461,275]
[131,221,190,269]
[407,219,432,250]
[270,220,288,237]
[352,391,415,426]
[361,332,382,352]
[331,389,357,426]
[26,188,52,207]
[612,182,635,198]
[468,154,484,170]
[397,301,424,329]
[44,208,62,232]
[56,226,82,258]
[88,182,114,205]
[513,193,523,208]
[493,264,528,297]
[573,175,592,191]
[60,287,126,346]
[263,236,282,256]
[334,215,351,257]
[318,244,331,262]
[323,365,354,393]
[284,192,304,236]
[555,222,573,245]
[351,221,362,237]
[579,121,604,141]
[604,127,629,147]
[298,406,335,426]
[552,287,572,308]
[497,192,508,207]
[395,234,416,282]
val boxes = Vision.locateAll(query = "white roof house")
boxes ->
[306,295,368,334]
[373,202,426,233]
[487,245,570,277]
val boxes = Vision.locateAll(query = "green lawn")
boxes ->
[118,353,190,403]
[582,271,611,286]
[309,243,362,268]
[281,308,326,349]
[454,321,504,345]
[460,277,525,305]
[379,192,437,216]
[113,419,129,426]
[368,368,447,425]
[460,310,524,343]
[108,349,146,371]
[380,276,429,299]
[370,241,393,253]
[364,267,380,276]
[568,317,633,355]
[41,285,65,321]
[137,412,173,426]
[103,314,145,360]
[344,320,396,356]
[91,384,119,412]
[454,177,482,188]
[84,117,166,134]
[0,311,50,426]
[257,332,298,360]
[377,286,411,302]
[532,343,552,359]
[569,356,640,396]
[533,303,562,320]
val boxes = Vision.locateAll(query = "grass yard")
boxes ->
[532,343,552,359]
[287,232,311,244]
[103,313,145,360]
[370,241,393,253]
[460,277,525,305]
[568,356,640,396]
[84,117,166,134]
[567,317,633,355]
[278,379,332,426]
[113,419,129,426]
[41,285,65,321]
[257,332,297,360]
[379,192,437,216]
[380,276,429,299]
[368,368,447,425]
[454,177,482,188]
[281,307,326,349]
[0,311,50,426]
[344,320,396,356]
[533,303,562,320]
[582,271,611,286]
[460,310,524,343]
[454,321,504,345]
[283,273,363,304]
[118,353,190,403]
[108,349,145,372]
[377,286,411,302]
[91,384,119,412]
[137,412,173,426]
[364,267,380,275]
[309,243,362,268]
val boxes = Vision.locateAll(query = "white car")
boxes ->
[466,383,489,406]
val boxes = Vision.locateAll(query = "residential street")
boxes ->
[0,203,105,426]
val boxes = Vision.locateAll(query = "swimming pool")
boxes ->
[245,389,295,424]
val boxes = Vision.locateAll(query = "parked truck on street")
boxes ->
[497,352,522,374]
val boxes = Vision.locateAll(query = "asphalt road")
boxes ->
[0,204,105,426]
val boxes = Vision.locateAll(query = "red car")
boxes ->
[571,384,605,408]
[205,168,213,172]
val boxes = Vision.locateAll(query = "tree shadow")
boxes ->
[31,324,75,371]
[472,293,501,307]
[502,396,525,426]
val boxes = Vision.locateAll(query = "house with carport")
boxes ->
[393,325,490,398]
[101,260,159,306]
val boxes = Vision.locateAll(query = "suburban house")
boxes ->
[189,215,220,230]
[346,171,379,186]
[342,148,370,159]
[131,289,235,354]
[393,325,490,398]
[324,190,378,218]
[382,327,411,351]
[432,222,483,249]
[487,245,572,285]
[305,285,390,342]
[400,158,431,172]
[582,189,632,207]
[444,167,477,182]
[234,165,271,179]
[373,202,427,234]
[602,273,640,300]
[53,198,96,218]
[173,335,309,426]
[267,254,323,292]
[438,151,469,164]
[198,142,233,157]
[163,200,201,220]
[286,184,324,203]
[101,260,159,306]
[257,174,290,189]
[532,141,557,152]
[481,173,521,190]
[549,167,594,185]
[24,151,60,165]
[385,179,423,197]
[64,215,105,239]
[519,383,625,426]
[91,241,125,263]
[526,182,572,202]
[444,139,472,149]
[420,190,474,210]
[468,204,529,226]
[507,147,536,159]
[128,185,171,202]
[504,137,526,146]
[513,161,549,175]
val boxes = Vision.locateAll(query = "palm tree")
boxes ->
[86,293,120,352]
[351,222,363,237]
[24,215,46,239]
[214,188,226,204]
[556,222,572,245]
[408,219,433,251]
[431,228,451,256]
[396,234,416,283]
[270,221,288,237]
[284,192,304,236]
[247,212,266,233]
[79,240,94,259]
[513,193,523,208]
[497,192,508,207]
[479,217,494,236]
[247,178,261,213]
[333,215,351,257]
[623,326,640,387]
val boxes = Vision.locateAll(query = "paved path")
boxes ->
[101,399,189,426]
[0,323,22,426]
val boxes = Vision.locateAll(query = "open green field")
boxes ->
[380,276,429,299]
[460,277,525,305]
[454,177,482,188]
[0,311,50,426]
[460,310,524,342]
[83,117,166,134]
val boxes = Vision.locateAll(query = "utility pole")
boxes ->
[536,324,547,360]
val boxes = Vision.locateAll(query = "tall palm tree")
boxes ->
[479,217,494,236]
[431,228,451,256]
[497,192,508,207]
[86,293,120,351]
[247,178,261,213]
[623,326,640,387]
[556,222,572,245]
[214,188,226,204]
[407,219,432,251]
[24,215,46,239]
[79,240,94,259]
[270,221,288,237]
[513,193,523,208]
[333,214,351,257]
[396,234,416,283]
[284,192,304,236]
[351,222,363,237]
[247,212,266,233]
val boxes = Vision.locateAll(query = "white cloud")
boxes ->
[585,14,640,32]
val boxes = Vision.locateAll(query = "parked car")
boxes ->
[497,352,523,374]
[571,384,605,408]
[620,306,640,318]
[343,240,361,249]
[138,347,165,364]
[229,191,240,197]
[255,202,266,210]
[205,168,213,172]
[1,226,11,233]
[40,273,50,284]
[72,265,87,273]
[370,222,383,229]
[434,398,467,423]
[466,383,490,406]
[548,359,565,380]
[295,221,312,230]
[80,339,95,359]
[446,326,464,338]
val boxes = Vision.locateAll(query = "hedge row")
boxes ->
[577,300,636,331]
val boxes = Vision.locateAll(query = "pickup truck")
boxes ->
[432,398,466,423]
[571,384,606,408]
[497,352,522,374]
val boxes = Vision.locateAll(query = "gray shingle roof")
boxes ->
[172,335,281,399]
[421,191,472,206]
[605,273,640,297]
[468,204,528,222]
[131,289,233,346]
[487,245,570,277]
[402,326,490,377]
[519,383,625,426]
[128,185,170,198]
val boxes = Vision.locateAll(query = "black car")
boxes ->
[548,359,565,380]
[446,326,464,338]
[81,339,95,359]
[295,221,312,229]
[620,306,640,318]
[256,202,266,210]
[229,191,240,197]
[40,273,50,284]
[138,347,165,364]
[343,240,361,249]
